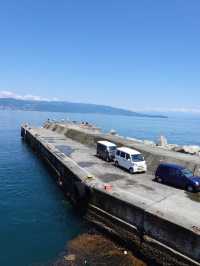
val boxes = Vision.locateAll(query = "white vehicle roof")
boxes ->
[97,140,116,147]
[116,147,141,155]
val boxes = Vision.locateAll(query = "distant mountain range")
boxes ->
[0,98,167,118]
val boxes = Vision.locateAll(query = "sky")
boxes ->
[0,0,200,112]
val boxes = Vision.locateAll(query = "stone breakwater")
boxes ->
[126,135,200,156]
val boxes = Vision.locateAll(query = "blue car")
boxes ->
[155,163,200,192]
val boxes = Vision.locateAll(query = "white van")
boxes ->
[114,147,147,173]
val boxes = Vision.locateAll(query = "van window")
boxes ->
[131,154,144,162]
[121,152,126,158]
[116,150,120,156]
[126,154,130,160]
[98,144,105,151]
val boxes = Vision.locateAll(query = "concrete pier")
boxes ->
[21,122,200,266]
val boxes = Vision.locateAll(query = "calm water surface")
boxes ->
[0,110,200,266]
[0,111,84,266]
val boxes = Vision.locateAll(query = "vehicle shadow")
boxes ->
[153,178,200,197]
[185,191,200,202]
[153,178,183,190]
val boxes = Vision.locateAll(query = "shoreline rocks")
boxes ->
[126,134,200,157]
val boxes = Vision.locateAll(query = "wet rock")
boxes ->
[182,145,200,154]
[173,146,185,153]
[173,145,200,155]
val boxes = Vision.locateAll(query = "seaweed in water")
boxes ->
[53,233,147,266]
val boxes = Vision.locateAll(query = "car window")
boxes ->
[126,153,130,160]
[175,170,183,178]
[121,152,126,158]
[169,168,183,177]
[116,150,120,156]
[181,168,193,178]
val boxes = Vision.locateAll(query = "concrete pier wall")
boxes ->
[89,187,200,265]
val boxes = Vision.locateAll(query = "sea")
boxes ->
[0,109,200,266]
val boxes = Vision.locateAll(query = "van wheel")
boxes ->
[115,161,119,167]
[186,185,194,193]
[129,167,134,174]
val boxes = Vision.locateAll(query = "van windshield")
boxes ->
[181,168,193,178]
[132,154,144,162]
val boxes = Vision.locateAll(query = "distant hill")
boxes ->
[0,98,167,118]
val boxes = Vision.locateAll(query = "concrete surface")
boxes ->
[30,126,200,233]
[22,123,200,265]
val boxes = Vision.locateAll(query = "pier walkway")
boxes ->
[29,127,200,233]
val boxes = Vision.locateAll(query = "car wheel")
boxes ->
[186,185,194,193]
[114,161,119,167]
[157,177,163,183]
[129,167,134,174]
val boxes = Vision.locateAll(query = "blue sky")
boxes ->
[0,0,200,112]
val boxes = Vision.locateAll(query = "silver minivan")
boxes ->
[114,147,147,173]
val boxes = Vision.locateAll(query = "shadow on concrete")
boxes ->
[56,145,74,156]
[99,173,125,183]
[185,192,200,203]
[78,161,96,168]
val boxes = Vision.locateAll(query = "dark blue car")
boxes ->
[155,163,200,192]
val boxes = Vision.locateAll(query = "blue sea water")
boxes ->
[0,111,84,266]
[0,110,200,266]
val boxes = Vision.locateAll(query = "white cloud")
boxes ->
[0,90,55,101]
